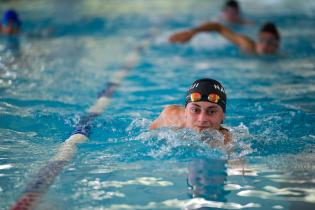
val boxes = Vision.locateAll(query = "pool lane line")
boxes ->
[11,40,149,210]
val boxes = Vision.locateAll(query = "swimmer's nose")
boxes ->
[197,112,208,124]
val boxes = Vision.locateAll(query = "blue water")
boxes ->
[1,0,315,209]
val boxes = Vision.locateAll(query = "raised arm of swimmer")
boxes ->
[169,22,281,55]
[150,105,186,130]
[169,22,256,54]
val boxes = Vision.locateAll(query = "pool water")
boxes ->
[1,0,315,209]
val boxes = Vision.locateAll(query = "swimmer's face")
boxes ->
[1,20,19,35]
[185,101,224,132]
[222,7,240,23]
[256,32,279,55]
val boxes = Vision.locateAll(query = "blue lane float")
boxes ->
[11,40,148,210]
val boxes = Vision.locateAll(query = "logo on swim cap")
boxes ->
[213,84,225,93]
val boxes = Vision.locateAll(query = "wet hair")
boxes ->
[259,22,280,40]
[224,0,239,11]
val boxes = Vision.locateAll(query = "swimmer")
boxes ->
[219,0,253,25]
[1,9,54,39]
[0,9,21,35]
[150,78,231,144]
[169,21,280,55]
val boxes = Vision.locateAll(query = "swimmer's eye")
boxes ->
[207,109,218,115]
[190,107,201,114]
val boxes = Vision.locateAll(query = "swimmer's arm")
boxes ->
[169,22,219,43]
[168,21,227,43]
[192,22,256,53]
[149,105,183,130]
[169,22,256,53]
[169,21,222,43]
[149,114,163,130]
[149,106,169,130]
[221,127,232,145]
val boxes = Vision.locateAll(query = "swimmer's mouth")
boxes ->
[195,126,210,130]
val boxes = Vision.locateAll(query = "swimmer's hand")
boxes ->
[169,30,195,43]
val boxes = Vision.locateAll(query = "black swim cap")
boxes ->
[259,22,280,40]
[185,78,227,112]
[224,0,239,11]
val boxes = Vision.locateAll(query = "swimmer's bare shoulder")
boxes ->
[219,126,232,145]
[150,105,185,130]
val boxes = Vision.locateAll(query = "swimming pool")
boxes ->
[1,0,315,209]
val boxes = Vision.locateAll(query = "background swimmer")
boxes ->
[169,21,280,55]
[219,0,254,25]
[0,9,21,36]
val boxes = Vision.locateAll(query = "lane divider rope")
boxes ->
[11,38,150,210]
